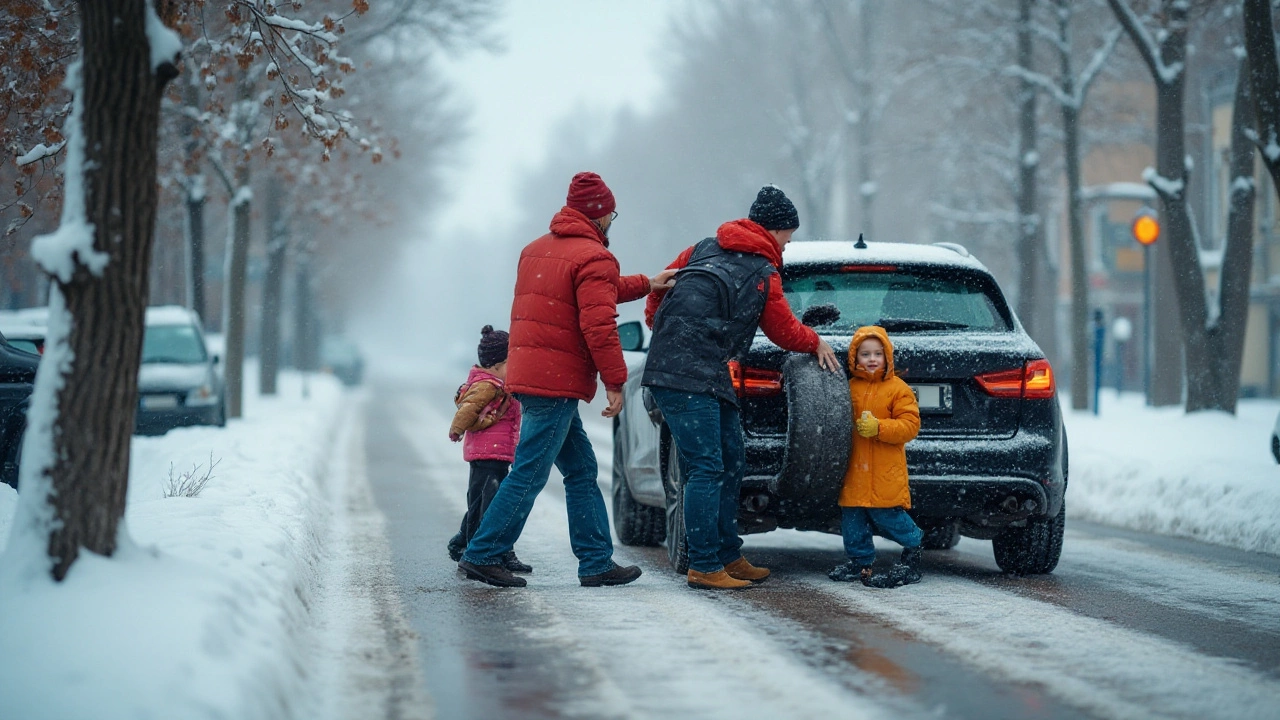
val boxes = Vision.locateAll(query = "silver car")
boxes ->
[136,306,226,434]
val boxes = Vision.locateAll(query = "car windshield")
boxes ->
[781,268,1011,333]
[142,324,207,364]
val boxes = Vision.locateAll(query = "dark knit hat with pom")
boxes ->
[748,185,799,231]
[477,325,509,367]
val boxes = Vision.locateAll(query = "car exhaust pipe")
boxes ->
[742,493,770,514]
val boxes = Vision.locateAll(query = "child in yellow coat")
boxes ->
[829,325,924,588]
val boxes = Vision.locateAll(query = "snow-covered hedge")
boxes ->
[1064,394,1280,556]
[0,370,346,720]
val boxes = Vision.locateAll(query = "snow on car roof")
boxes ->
[781,240,991,272]
[145,305,202,326]
[0,307,49,327]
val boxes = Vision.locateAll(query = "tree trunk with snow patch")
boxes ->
[17,0,179,581]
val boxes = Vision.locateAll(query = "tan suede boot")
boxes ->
[687,569,752,590]
[723,557,770,583]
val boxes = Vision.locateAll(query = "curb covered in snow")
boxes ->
[0,370,347,720]
[1064,394,1280,557]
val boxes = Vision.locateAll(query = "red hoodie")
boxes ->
[644,219,819,353]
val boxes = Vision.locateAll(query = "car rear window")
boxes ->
[780,267,1012,333]
[142,324,207,364]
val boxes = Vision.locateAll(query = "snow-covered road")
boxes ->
[352,382,1280,720]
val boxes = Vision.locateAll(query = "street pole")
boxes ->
[1143,243,1151,405]
[1093,308,1105,416]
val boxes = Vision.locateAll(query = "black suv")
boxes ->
[613,240,1067,575]
[0,330,39,488]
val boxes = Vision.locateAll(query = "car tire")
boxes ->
[612,422,665,547]
[775,353,852,507]
[992,501,1065,575]
[215,399,227,428]
[1272,435,1279,464]
[1,425,22,490]
[664,443,689,574]
[921,520,961,550]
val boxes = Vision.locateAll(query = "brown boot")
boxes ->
[723,557,770,583]
[687,569,753,590]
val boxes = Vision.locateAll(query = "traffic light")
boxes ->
[1132,212,1160,246]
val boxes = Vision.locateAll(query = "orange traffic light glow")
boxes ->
[1132,214,1160,245]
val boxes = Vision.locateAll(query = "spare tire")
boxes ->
[773,354,851,509]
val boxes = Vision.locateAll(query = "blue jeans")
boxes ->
[841,507,923,566]
[462,395,615,577]
[650,388,745,574]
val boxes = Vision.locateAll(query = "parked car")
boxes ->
[1272,411,1280,463]
[0,329,39,488]
[136,306,226,435]
[613,240,1068,575]
[320,336,364,386]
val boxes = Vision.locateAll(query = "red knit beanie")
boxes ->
[565,172,616,219]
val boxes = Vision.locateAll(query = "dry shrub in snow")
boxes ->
[163,453,220,499]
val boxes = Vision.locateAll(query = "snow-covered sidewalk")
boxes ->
[1064,393,1280,556]
[0,370,348,720]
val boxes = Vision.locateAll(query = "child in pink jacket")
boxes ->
[446,326,528,572]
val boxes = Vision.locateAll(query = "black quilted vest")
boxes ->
[642,238,775,405]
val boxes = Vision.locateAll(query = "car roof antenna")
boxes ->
[854,232,867,249]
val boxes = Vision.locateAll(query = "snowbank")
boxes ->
[1065,393,1280,556]
[0,370,346,720]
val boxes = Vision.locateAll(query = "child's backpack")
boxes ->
[454,379,511,428]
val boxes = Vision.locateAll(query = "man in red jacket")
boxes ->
[460,172,674,588]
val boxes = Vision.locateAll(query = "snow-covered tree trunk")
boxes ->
[1014,0,1049,366]
[259,179,287,396]
[1056,1,1092,412]
[1111,0,1257,412]
[1108,0,1186,407]
[1243,0,1280,194]
[8,0,179,581]
[180,65,207,324]
[222,74,255,419]
[223,162,251,418]
[1192,60,1258,413]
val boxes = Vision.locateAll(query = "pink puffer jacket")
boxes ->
[455,367,521,463]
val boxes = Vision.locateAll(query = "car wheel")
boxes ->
[992,501,1065,575]
[776,353,851,505]
[664,442,689,574]
[612,421,665,547]
[921,520,961,550]
[1,425,22,490]
[216,400,227,427]
[1272,435,1279,464]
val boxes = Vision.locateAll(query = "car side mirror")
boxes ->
[801,303,841,327]
[618,320,646,352]
[211,353,221,364]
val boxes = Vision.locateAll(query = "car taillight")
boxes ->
[728,360,783,397]
[975,359,1056,399]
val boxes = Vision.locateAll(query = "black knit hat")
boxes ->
[477,325,509,367]
[748,185,799,231]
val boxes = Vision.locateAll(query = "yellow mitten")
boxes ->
[856,410,879,438]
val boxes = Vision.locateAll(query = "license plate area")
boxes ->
[910,383,952,414]
[140,394,180,410]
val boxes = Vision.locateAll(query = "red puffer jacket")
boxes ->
[506,206,651,401]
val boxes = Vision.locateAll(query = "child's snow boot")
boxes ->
[828,560,874,583]
[501,550,533,574]
[447,533,465,562]
[863,547,922,589]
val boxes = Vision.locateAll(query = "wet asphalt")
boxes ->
[362,383,1280,720]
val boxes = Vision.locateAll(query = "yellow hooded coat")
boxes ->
[838,326,921,508]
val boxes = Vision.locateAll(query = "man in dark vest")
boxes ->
[643,186,840,590]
